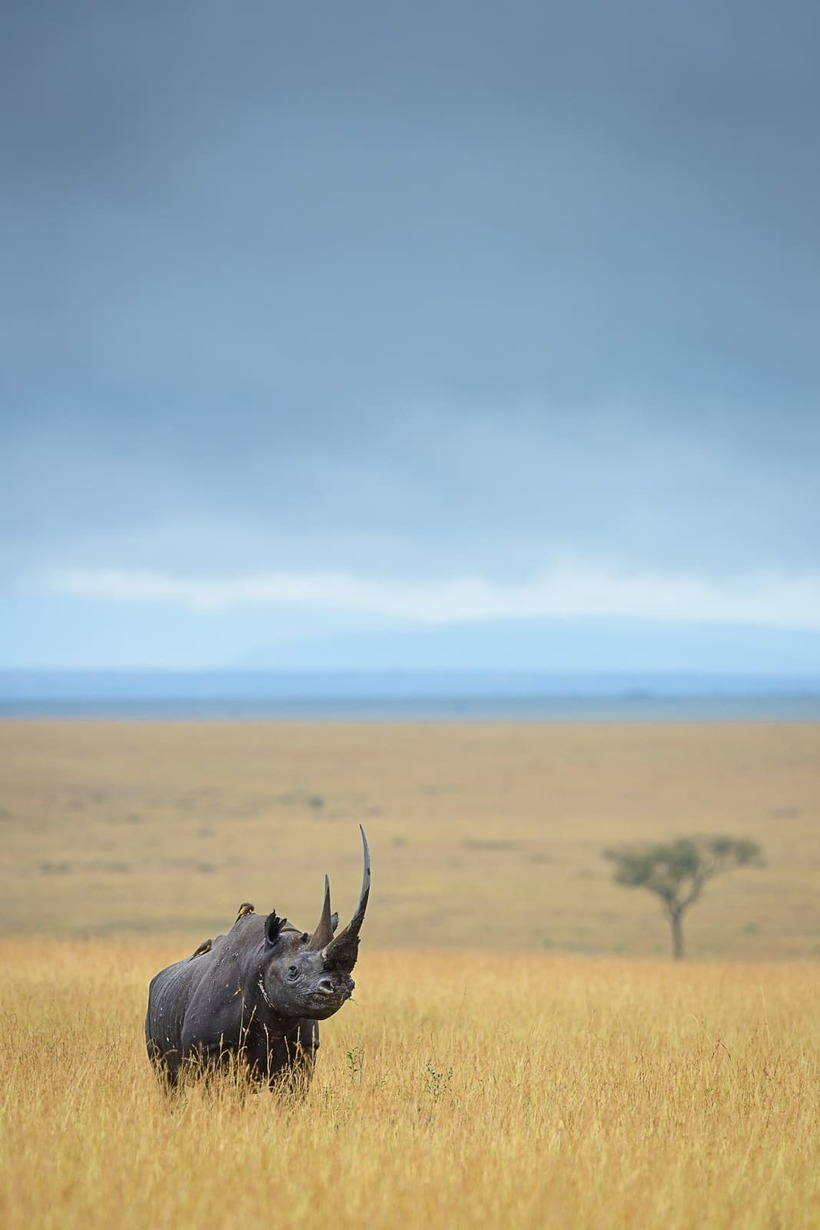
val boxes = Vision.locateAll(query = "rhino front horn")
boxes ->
[322,826,371,973]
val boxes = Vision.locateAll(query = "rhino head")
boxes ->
[257,826,371,1022]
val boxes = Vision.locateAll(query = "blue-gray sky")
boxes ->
[2,2,819,668]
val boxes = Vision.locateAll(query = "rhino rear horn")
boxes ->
[322,827,371,973]
[307,875,335,950]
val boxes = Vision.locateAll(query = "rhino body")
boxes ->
[145,828,370,1088]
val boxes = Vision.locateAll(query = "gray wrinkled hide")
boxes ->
[145,829,370,1089]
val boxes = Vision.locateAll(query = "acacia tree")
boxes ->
[603,836,763,959]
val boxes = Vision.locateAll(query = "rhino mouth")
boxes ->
[307,976,354,1016]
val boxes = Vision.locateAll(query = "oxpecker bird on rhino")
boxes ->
[145,827,371,1089]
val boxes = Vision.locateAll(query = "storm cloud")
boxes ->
[1,2,819,663]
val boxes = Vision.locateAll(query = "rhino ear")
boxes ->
[331,912,339,934]
[265,911,286,946]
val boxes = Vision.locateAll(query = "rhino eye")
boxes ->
[287,964,299,979]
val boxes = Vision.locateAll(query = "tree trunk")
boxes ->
[669,910,685,960]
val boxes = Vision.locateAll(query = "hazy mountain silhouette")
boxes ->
[237,616,820,676]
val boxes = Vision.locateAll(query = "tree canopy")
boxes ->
[603,836,763,959]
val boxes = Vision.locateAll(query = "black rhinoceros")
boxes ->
[145,827,370,1089]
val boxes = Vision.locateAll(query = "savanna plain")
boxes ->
[1,721,818,1228]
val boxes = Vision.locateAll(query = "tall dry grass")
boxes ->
[1,939,817,1229]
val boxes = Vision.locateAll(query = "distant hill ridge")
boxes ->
[4,619,820,701]
[238,615,820,675]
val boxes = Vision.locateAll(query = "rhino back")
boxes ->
[145,934,234,1057]
[179,934,262,1055]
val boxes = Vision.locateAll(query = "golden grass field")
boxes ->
[0,721,818,1227]
[0,942,817,1229]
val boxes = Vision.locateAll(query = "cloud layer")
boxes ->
[2,3,819,666]
[48,564,820,631]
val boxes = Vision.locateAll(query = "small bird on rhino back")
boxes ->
[145,827,371,1090]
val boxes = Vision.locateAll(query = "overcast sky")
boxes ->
[2,2,819,668]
